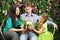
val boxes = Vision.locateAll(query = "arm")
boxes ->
[9,21,26,32]
[52,23,58,29]
[5,17,25,32]
[32,27,44,34]
[9,28,26,32]
[47,20,58,29]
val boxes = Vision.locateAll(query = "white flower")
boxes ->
[18,0,22,2]
[2,10,7,16]
[20,24,24,27]
[26,21,33,25]
[39,10,41,13]
[2,10,5,14]
[39,1,41,4]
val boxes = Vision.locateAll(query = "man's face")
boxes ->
[25,6,32,14]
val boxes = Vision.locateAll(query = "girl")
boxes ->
[32,13,58,40]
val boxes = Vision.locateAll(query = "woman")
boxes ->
[32,13,58,40]
[3,5,25,40]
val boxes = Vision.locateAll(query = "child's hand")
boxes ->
[28,26,32,30]
[28,25,35,30]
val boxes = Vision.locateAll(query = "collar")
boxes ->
[25,13,33,16]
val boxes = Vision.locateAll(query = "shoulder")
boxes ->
[5,17,12,26]
[32,13,39,18]
[6,17,12,22]
[21,13,26,16]
[32,13,38,16]
[32,13,39,19]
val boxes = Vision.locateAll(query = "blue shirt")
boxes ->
[21,13,39,23]
[3,17,21,32]
[46,20,54,25]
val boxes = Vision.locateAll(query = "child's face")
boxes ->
[40,16,45,23]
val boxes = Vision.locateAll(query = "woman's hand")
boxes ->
[8,28,20,32]
[20,27,29,33]
[20,28,26,32]
[8,28,26,32]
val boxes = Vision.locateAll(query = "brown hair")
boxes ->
[24,4,32,8]
[37,13,48,29]
[41,13,48,23]
[6,5,20,26]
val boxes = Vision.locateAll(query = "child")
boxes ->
[32,13,58,40]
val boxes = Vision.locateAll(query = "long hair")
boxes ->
[37,13,48,29]
[6,5,20,26]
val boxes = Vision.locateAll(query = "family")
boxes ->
[3,4,58,40]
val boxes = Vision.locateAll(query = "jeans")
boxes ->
[20,31,37,40]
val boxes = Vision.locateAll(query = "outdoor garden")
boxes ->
[0,0,60,40]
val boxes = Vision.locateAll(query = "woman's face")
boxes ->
[16,7,20,15]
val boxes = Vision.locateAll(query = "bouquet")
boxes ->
[20,18,35,29]
[20,18,26,29]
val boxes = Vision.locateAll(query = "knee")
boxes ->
[11,32,19,40]
[20,34,28,40]
[30,36,37,40]
[3,32,19,40]
[12,32,19,37]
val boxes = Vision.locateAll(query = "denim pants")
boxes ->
[20,31,37,40]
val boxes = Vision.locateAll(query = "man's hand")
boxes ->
[53,23,58,30]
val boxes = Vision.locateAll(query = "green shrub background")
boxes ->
[0,0,60,40]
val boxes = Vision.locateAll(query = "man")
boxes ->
[20,5,39,40]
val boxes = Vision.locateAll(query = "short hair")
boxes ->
[24,4,32,8]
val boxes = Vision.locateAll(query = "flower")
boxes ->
[18,0,22,2]
[54,9,58,13]
[58,0,60,3]
[39,10,41,13]
[17,2,23,8]
[20,18,34,29]
[26,21,33,26]
[2,10,7,16]
[20,18,26,28]
[26,20,34,30]
[3,1,7,5]
[54,3,57,7]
